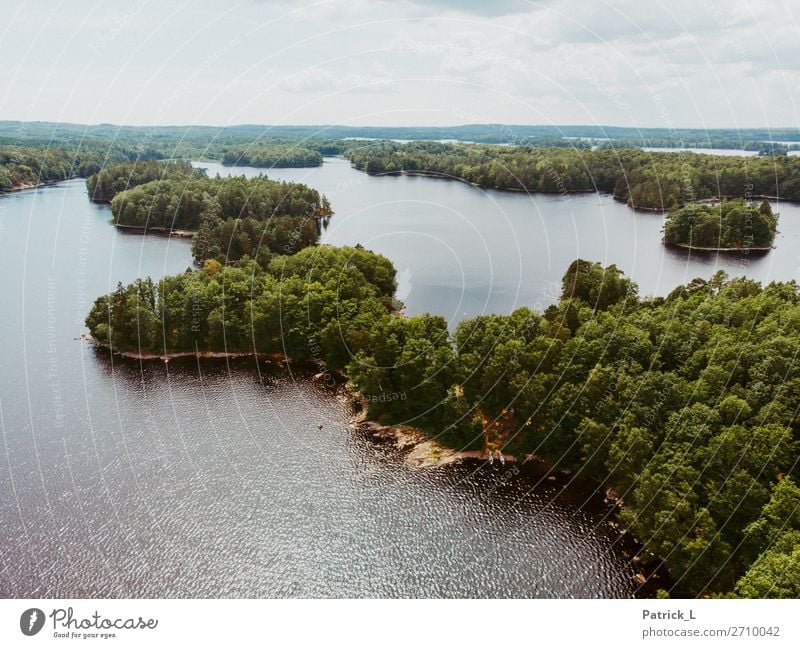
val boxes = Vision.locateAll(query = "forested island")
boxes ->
[85,162,332,265]
[345,141,800,210]
[7,128,798,598]
[663,200,778,250]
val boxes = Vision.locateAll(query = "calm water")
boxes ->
[641,146,759,157]
[200,158,800,325]
[0,178,643,597]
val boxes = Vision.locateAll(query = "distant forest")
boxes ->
[2,121,799,172]
[346,141,800,210]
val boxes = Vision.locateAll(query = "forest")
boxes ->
[346,141,800,210]
[663,200,778,250]
[87,252,800,599]
[0,145,132,192]
[107,174,331,265]
[85,245,397,363]
[221,146,322,167]
[85,159,204,203]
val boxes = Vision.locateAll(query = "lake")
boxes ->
[200,158,800,326]
[0,177,645,598]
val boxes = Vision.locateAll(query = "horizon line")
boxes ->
[1,119,798,133]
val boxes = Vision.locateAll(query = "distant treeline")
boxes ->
[4,120,800,150]
[597,139,799,154]
[87,254,800,598]
[664,200,778,250]
[221,146,323,168]
[346,141,800,210]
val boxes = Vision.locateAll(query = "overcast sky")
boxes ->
[1,0,799,129]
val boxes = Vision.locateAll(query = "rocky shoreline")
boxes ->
[114,223,195,238]
[81,333,290,363]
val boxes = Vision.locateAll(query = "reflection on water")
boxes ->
[0,178,645,597]
[198,158,800,326]
[3,356,642,597]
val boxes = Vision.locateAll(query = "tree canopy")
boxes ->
[86,159,204,203]
[221,146,322,168]
[346,141,800,210]
[86,254,800,597]
[663,199,778,249]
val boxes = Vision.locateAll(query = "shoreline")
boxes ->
[0,177,74,195]
[81,333,290,362]
[114,223,196,238]
[82,333,512,469]
[664,240,773,252]
[82,332,659,588]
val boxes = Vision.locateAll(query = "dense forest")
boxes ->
[85,245,397,363]
[663,200,778,250]
[346,142,800,210]
[221,146,323,168]
[87,253,800,598]
[85,159,204,203]
[109,174,331,265]
[0,145,131,192]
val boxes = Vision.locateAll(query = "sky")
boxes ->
[0,0,799,129]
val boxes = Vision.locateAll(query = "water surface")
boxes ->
[200,158,800,326]
[0,179,643,597]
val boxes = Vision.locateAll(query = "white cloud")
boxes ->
[0,0,798,127]
[280,67,394,94]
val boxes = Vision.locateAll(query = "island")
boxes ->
[344,141,800,211]
[663,199,778,251]
[85,163,332,266]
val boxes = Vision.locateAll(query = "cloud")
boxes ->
[404,0,536,16]
[280,67,394,94]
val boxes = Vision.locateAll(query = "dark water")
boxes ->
[200,158,800,326]
[0,178,643,597]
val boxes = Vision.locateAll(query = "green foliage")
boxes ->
[561,259,638,311]
[663,200,777,249]
[0,145,127,191]
[108,175,332,265]
[346,142,800,210]
[735,530,800,598]
[86,246,396,369]
[374,259,800,596]
[87,250,800,598]
[111,175,329,230]
[221,146,322,168]
[86,159,203,203]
